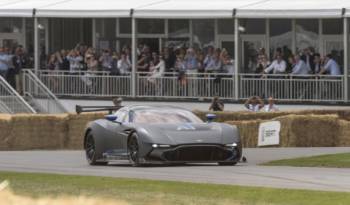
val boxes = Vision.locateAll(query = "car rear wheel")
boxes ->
[128,133,141,167]
[85,133,107,166]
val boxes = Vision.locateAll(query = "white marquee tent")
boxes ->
[2,0,350,18]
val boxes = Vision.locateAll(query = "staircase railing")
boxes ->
[0,74,36,114]
[22,69,68,113]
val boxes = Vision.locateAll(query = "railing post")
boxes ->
[234,17,239,101]
[131,14,137,98]
[343,17,348,102]
[34,16,39,75]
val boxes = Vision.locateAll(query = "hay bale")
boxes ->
[338,120,350,146]
[225,120,263,148]
[275,114,340,147]
[0,114,13,150]
[1,114,68,150]
[66,112,106,149]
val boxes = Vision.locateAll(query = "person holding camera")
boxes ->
[209,96,224,111]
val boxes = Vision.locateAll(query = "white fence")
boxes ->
[239,74,344,102]
[35,70,347,102]
[22,69,68,113]
[0,75,36,114]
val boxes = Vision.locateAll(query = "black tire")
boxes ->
[218,161,237,166]
[128,133,141,167]
[84,133,107,166]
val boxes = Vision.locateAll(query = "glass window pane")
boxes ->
[240,19,265,34]
[137,19,165,34]
[323,19,343,34]
[95,19,116,51]
[269,19,292,59]
[192,19,215,49]
[168,19,189,37]
[119,18,131,34]
[218,19,234,34]
[0,18,22,33]
[296,19,319,52]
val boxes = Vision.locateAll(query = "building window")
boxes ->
[137,19,165,34]
[0,18,22,33]
[240,19,265,34]
[168,19,189,37]
[296,19,319,53]
[269,19,292,59]
[323,19,343,34]
[119,18,131,34]
[192,19,215,49]
[218,19,234,34]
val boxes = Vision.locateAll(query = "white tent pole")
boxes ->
[343,17,348,102]
[131,11,136,98]
[234,17,239,101]
[34,13,39,75]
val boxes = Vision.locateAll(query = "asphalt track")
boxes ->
[0,148,349,192]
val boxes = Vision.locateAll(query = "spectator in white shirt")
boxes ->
[264,96,279,112]
[291,55,310,75]
[117,53,131,75]
[67,50,83,73]
[319,54,341,76]
[264,54,286,74]
[244,96,264,112]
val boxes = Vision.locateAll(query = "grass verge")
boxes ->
[263,153,350,168]
[1,171,350,205]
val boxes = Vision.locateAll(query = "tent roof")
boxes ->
[1,0,350,18]
[236,0,350,18]
[133,0,261,19]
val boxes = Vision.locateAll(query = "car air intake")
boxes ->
[163,145,233,161]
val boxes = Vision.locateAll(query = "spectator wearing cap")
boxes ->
[113,97,123,106]
[244,96,264,112]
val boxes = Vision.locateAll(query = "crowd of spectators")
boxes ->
[0,46,33,93]
[42,43,235,76]
[252,47,342,77]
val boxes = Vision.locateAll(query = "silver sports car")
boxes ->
[79,105,242,166]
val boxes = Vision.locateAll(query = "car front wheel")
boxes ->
[85,133,107,166]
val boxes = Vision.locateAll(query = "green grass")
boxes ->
[263,153,350,168]
[1,171,350,205]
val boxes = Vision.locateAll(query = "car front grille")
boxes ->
[162,145,233,162]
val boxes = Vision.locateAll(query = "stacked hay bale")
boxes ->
[0,114,68,150]
[65,112,106,149]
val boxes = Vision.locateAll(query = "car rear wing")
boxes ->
[76,105,123,114]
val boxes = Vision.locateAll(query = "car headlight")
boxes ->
[225,143,237,147]
[152,144,171,148]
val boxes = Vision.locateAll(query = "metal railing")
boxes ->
[34,69,348,102]
[239,74,344,102]
[36,70,131,97]
[136,72,235,99]
[22,69,68,113]
[0,74,36,114]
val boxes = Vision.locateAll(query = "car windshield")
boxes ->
[132,109,203,124]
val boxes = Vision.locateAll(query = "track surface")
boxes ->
[0,148,349,192]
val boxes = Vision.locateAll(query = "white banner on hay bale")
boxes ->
[258,121,281,146]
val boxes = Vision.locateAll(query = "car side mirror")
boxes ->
[105,115,118,122]
[206,113,217,123]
